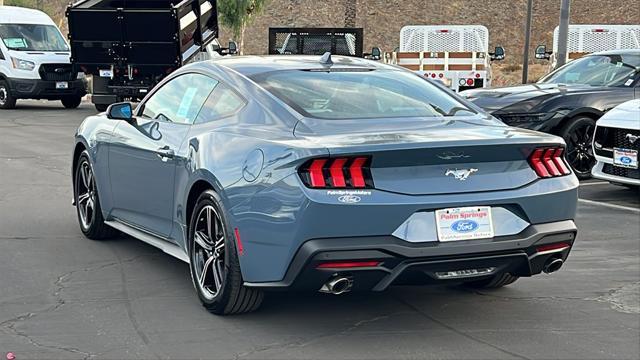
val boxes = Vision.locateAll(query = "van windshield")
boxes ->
[252,69,477,120]
[0,24,69,52]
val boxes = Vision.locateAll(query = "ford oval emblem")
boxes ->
[621,156,632,164]
[450,220,479,233]
[338,195,361,204]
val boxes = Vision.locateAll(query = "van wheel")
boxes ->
[62,96,82,109]
[95,104,108,112]
[0,80,17,109]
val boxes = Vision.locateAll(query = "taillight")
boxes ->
[466,78,474,86]
[528,147,571,178]
[299,157,374,189]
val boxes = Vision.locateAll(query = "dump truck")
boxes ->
[386,25,505,92]
[67,0,225,111]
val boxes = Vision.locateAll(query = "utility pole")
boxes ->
[556,0,571,68]
[522,0,534,83]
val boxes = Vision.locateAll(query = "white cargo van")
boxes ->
[386,25,505,92]
[535,25,640,68]
[0,5,86,109]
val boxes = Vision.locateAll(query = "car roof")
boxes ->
[208,55,394,76]
[588,49,640,56]
[0,6,55,25]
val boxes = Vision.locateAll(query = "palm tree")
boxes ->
[218,0,268,55]
[344,0,356,28]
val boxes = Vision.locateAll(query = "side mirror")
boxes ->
[370,47,382,60]
[106,102,133,121]
[535,44,552,60]
[228,41,238,55]
[490,46,505,61]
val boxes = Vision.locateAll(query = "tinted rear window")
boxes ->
[252,69,476,120]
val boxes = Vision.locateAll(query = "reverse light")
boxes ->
[11,57,35,71]
[299,157,373,189]
[528,147,571,178]
[317,261,382,269]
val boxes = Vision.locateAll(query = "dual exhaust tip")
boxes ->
[319,276,353,295]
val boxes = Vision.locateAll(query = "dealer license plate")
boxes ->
[56,81,68,89]
[613,148,638,169]
[435,206,494,242]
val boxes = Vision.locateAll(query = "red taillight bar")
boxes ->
[536,242,570,254]
[309,159,327,187]
[300,157,373,189]
[317,261,382,269]
[528,147,571,178]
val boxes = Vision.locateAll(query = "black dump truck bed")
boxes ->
[268,27,364,57]
[67,0,218,109]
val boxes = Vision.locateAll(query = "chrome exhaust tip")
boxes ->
[319,276,353,295]
[543,258,564,274]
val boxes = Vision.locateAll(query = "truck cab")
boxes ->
[386,25,505,92]
[0,6,86,109]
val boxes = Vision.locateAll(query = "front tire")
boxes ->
[0,80,17,109]
[62,96,82,109]
[560,116,597,180]
[94,103,108,112]
[188,190,263,315]
[74,151,118,239]
[461,273,519,289]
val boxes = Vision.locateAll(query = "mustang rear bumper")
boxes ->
[244,220,576,291]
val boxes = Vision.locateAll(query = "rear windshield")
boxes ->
[252,69,476,120]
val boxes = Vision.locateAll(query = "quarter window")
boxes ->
[141,73,218,124]
[195,83,245,124]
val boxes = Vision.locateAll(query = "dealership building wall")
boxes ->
[221,0,640,60]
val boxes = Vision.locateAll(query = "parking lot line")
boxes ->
[578,198,640,213]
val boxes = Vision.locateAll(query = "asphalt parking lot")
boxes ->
[1,100,639,360]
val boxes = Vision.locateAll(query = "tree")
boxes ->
[217,0,268,55]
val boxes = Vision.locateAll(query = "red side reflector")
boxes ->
[234,228,244,256]
[349,157,367,188]
[529,148,551,177]
[552,148,571,175]
[309,159,327,187]
[536,242,570,253]
[542,148,562,176]
[329,158,348,187]
[438,29,449,33]
[466,78,474,86]
[317,261,382,269]
[475,73,481,78]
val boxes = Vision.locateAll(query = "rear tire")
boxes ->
[94,103,108,112]
[559,116,597,180]
[461,273,519,289]
[62,96,82,109]
[74,151,118,240]
[188,190,263,315]
[0,80,17,109]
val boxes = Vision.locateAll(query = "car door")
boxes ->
[108,72,217,238]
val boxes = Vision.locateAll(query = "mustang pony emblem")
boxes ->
[445,168,478,181]
[626,133,639,145]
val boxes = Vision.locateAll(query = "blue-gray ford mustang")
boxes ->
[72,55,578,315]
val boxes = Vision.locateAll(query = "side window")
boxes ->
[141,73,218,124]
[195,83,245,124]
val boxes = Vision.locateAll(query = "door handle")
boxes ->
[156,146,175,161]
